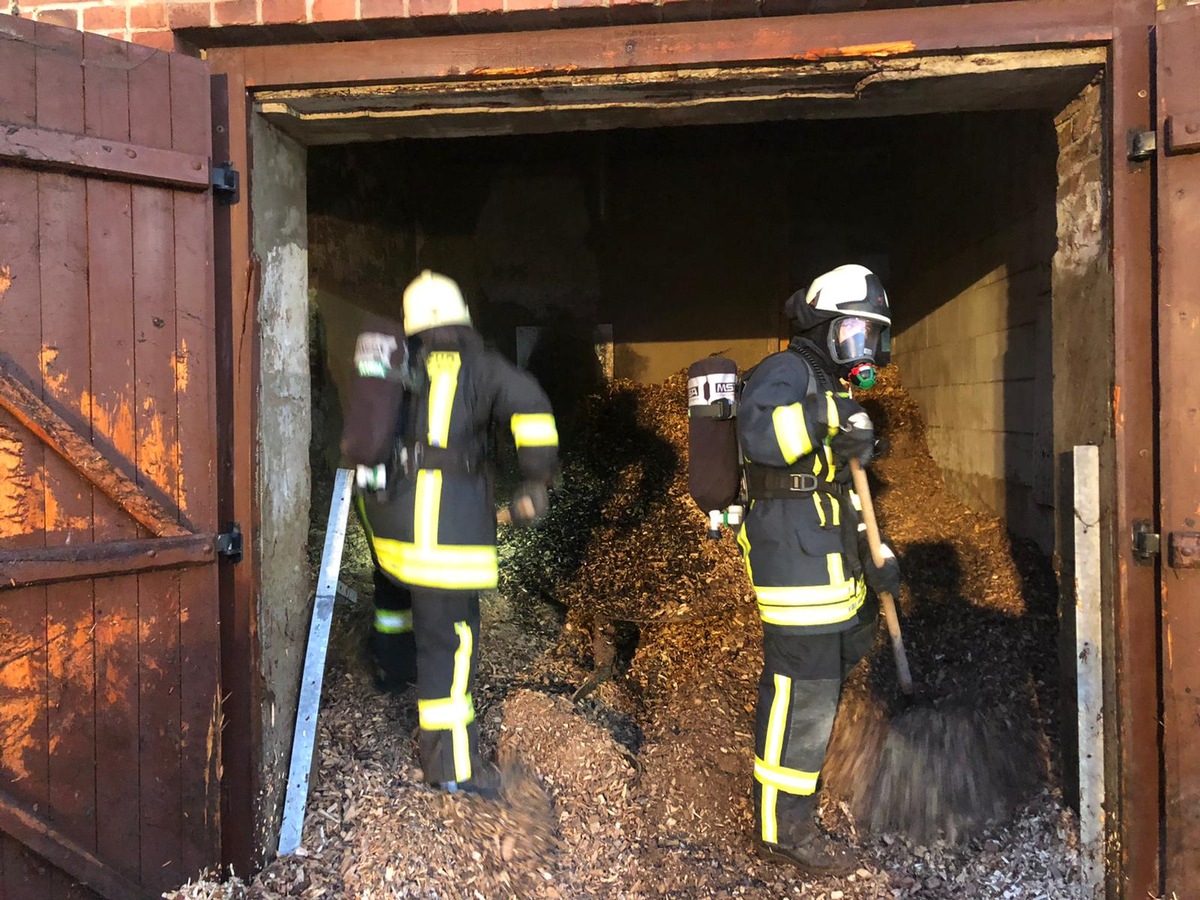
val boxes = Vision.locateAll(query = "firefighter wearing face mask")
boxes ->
[341,270,560,796]
[737,264,902,875]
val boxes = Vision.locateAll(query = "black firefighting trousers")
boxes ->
[369,572,482,786]
[753,596,877,845]
[411,588,482,786]
[370,569,417,686]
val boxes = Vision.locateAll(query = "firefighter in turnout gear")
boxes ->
[737,264,901,875]
[341,270,559,796]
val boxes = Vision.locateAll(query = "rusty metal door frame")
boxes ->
[198,3,1163,893]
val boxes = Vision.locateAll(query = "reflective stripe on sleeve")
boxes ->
[511,413,559,448]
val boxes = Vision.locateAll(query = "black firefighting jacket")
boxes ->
[736,340,869,632]
[350,325,559,592]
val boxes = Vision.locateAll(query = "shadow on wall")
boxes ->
[524,317,607,452]
[890,112,1058,556]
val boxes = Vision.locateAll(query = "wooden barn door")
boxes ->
[1157,5,1200,895]
[0,21,221,900]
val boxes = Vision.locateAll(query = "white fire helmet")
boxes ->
[798,264,893,389]
[402,270,471,336]
[804,264,891,327]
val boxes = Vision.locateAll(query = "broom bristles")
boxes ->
[825,703,1035,844]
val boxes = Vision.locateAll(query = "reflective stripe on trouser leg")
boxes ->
[412,589,481,785]
[754,629,842,844]
[374,609,413,634]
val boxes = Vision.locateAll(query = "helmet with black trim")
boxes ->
[784,264,892,390]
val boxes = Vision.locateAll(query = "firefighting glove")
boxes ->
[830,410,875,466]
[509,481,550,526]
[864,543,902,598]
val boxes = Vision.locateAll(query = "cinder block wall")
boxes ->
[891,113,1059,552]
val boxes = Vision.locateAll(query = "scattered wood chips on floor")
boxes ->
[168,367,1081,900]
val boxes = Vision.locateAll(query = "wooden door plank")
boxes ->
[34,25,100,900]
[0,126,211,191]
[0,784,156,900]
[0,16,36,126]
[170,54,222,877]
[0,536,218,587]
[0,17,51,899]
[1158,9,1200,893]
[0,364,191,540]
[0,15,43,553]
[127,44,184,893]
[82,33,142,888]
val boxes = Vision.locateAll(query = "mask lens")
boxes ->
[832,317,881,364]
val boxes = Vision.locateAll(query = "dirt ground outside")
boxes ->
[168,367,1081,900]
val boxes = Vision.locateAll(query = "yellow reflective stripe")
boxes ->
[830,495,841,527]
[425,351,461,448]
[757,585,866,627]
[737,519,754,583]
[374,469,499,589]
[813,494,826,528]
[415,469,441,548]
[825,392,840,436]
[754,757,819,795]
[451,621,474,780]
[511,413,559,448]
[812,452,823,478]
[824,444,836,481]
[764,674,790,765]
[451,621,473,699]
[356,495,374,540]
[772,404,813,465]
[756,559,855,605]
[373,539,500,590]
[828,551,845,585]
[760,673,791,843]
[418,695,475,730]
[374,609,413,634]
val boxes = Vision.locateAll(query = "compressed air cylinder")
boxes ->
[687,356,740,516]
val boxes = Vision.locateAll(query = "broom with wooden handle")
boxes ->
[823,458,1031,843]
[849,457,913,698]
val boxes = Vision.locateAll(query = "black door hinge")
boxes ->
[211,162,240,205]
[1132,519,1160,564]
[216,523,243,564]
[1127,129,1157,163]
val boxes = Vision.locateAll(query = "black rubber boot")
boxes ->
[755,819,856,877]
[438,759,502,801]
[367,629,417,692]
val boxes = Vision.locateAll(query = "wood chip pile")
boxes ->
[500,373,752,624]
[169,366,1082,900]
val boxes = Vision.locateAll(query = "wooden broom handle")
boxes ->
[850,457,887,569]
[849,458,914,695]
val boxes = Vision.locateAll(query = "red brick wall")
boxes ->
[5,0,737,52]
